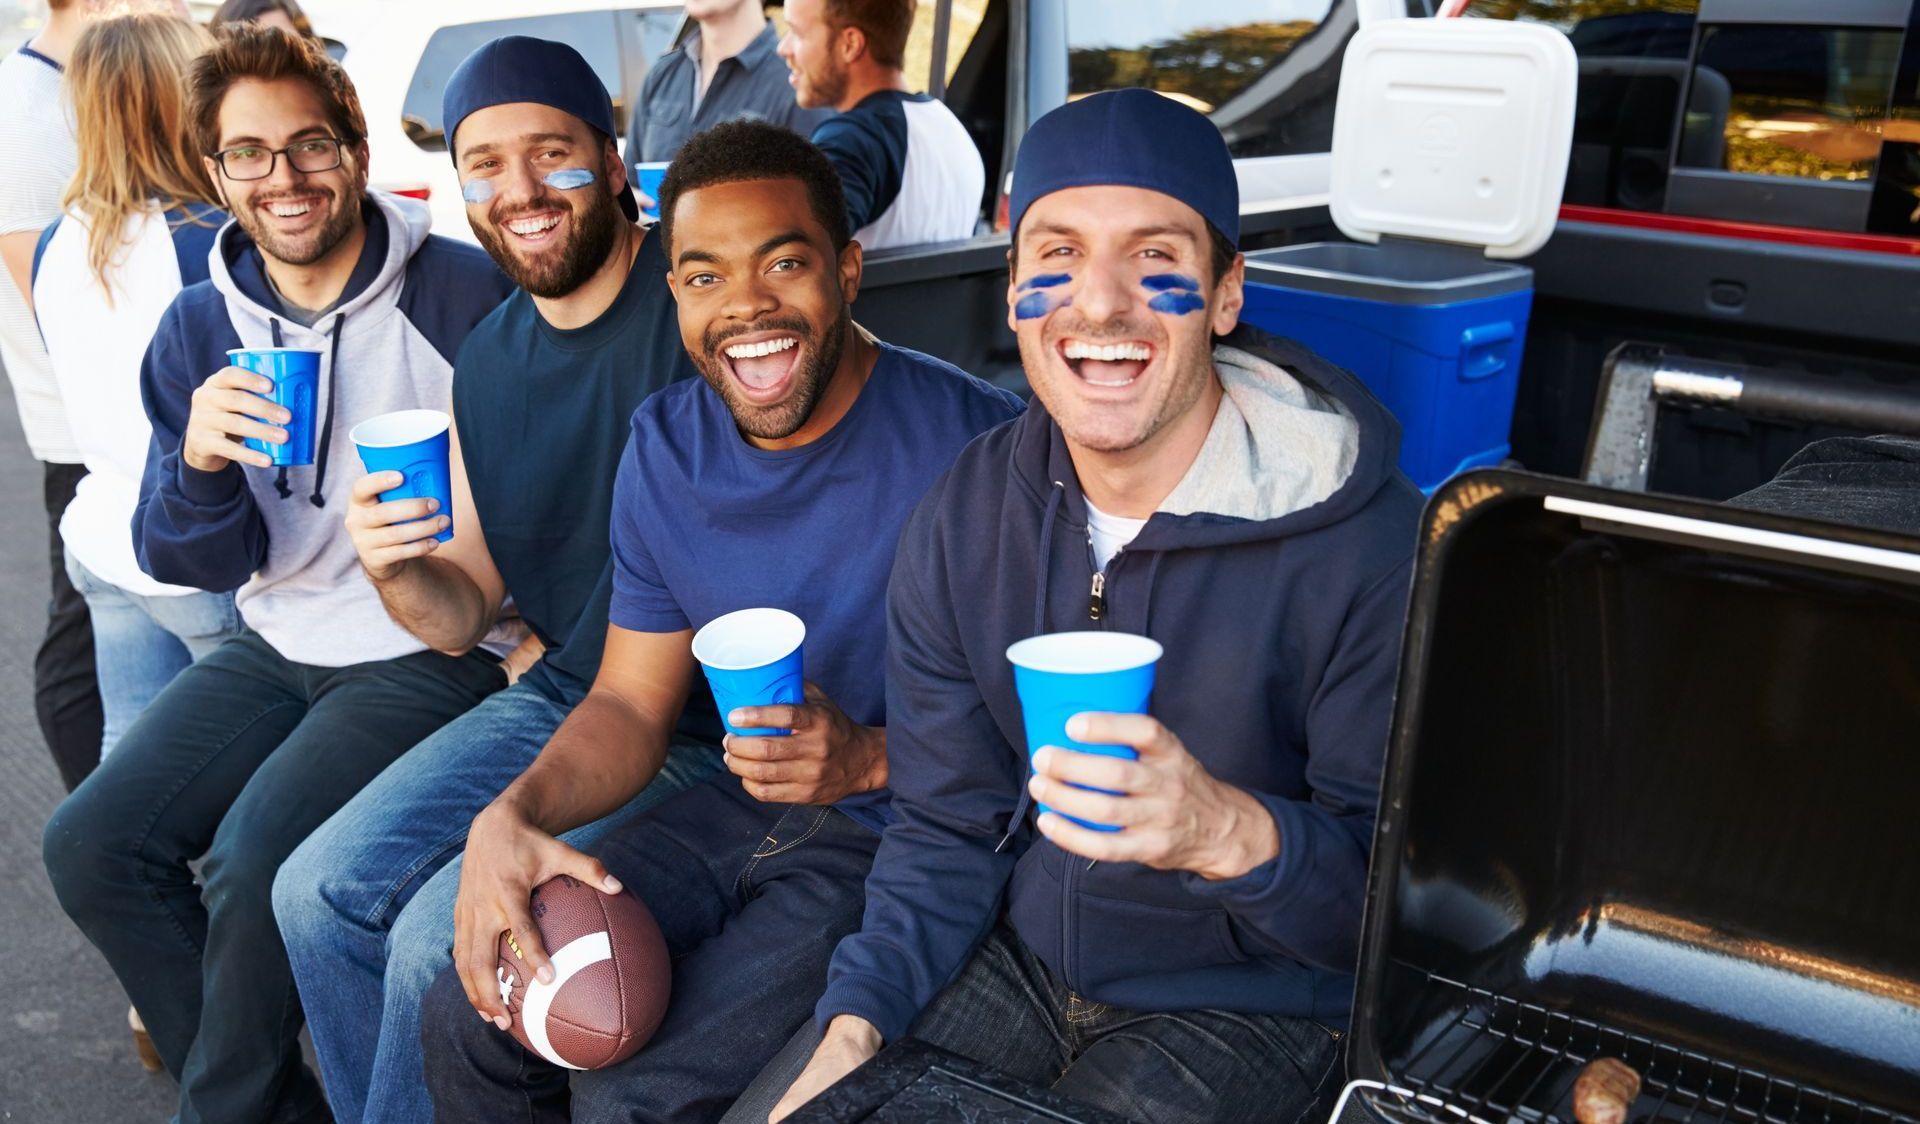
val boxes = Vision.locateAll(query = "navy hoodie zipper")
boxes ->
[1062,530,1125,987]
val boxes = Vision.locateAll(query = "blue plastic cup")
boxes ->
[633,162,668,220]
[1006,631,1164,832]
[349,409,454,544]
[227,347,320,466]
[691,608,806,737]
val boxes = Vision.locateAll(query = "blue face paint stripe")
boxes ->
[460,167,600,205]
[1014,271,1074,320]
[1148,291,1204,315]
[1016,292,1071,320]
[1019,272,1073,290]
[1142,272,1203,315]
[1141,273,1201,293]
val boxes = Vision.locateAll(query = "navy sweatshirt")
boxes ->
[819,327,1421,1037]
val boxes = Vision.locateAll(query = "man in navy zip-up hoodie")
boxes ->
[774,90,1419,1124]
[42,28,513,1124]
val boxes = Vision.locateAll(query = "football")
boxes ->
[494,874,672,1070]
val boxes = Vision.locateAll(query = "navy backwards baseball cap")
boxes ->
[1009,88,1238,248]
[442,35,639,221]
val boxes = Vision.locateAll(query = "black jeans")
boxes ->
[421,775,880,1124]
[36,461,102,791]
[760,923,1346,1124]
[42,630,503,1124]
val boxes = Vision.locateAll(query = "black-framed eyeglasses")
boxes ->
[212,136,349,181]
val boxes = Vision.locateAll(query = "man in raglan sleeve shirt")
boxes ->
[773,90,1421,1124]
[777,0,983,250]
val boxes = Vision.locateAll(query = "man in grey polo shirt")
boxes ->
[625,0,828,170]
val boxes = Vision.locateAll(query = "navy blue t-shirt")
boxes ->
[609,342,1024,831]
[455,226,694,706]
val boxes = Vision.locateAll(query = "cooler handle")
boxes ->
[1458,321,1515,382]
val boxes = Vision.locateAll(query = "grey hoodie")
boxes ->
[132,191,516,667]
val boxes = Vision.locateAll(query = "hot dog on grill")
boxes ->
[1572,1057,1642,1124]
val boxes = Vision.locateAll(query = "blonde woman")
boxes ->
[30,14,240,765]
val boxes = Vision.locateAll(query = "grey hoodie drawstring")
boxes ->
[997,479,1068,854]
[268,319,292,499]
[308,315,343,507]
[264,315,343,506]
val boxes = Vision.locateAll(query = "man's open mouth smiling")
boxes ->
[1059,338,1155,389]
[720,331,806,404]
[500,208,568,246]
[257,192,329,229]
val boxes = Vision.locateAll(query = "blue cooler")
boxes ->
[1237,16,1576,492]
[1242,243,1533,490]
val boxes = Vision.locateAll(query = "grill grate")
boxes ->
[1346,972,1918,1124]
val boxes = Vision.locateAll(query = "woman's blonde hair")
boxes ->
[62,15,219,296]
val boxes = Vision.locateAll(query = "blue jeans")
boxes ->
[41,631,505,1124]
[420,775,881,1124]
[63,550,240,755]
[273,682,724,1124]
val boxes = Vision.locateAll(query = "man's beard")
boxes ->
[236,187,361,268]
[697,312,847,441]
[473,180,623,299]
[804,55,849,109]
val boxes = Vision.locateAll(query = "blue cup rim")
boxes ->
[350,409,450,450]
[226,347,322,358]
[692,607,806,671]
[1006,631,1162,675]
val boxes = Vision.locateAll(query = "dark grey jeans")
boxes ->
[735,922,1345,1124]
[42,630,505,1124]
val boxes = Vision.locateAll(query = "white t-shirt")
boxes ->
[34,204,210,597]
[1086,497,1149,572]
[0,45,81,463]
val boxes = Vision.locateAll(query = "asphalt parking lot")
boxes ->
[0,365,178,1121]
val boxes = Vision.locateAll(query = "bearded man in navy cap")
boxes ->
[271,37,721,1124]
[769,90,1422,1124]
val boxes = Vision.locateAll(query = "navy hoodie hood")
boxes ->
[820,325,1420,1037]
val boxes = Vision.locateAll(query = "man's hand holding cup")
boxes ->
[183,366,288,472]
[346,470,450,581]
[1028,713,1279,880]
[690,608,885,806]
[724,682,886,805]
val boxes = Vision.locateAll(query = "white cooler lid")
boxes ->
[1329,18,1576,260]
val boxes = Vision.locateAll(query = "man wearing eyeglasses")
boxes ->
[41,26,515,1124]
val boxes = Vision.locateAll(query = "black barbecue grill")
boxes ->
[1342,471,1920,1124]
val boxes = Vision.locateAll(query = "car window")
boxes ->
[1677,24,1902,184]
[1868,10,1920,237]
[1063,0,1343,159]
[905,0,990,91]
[1462,0,1699,212]
[401,10,682,153]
